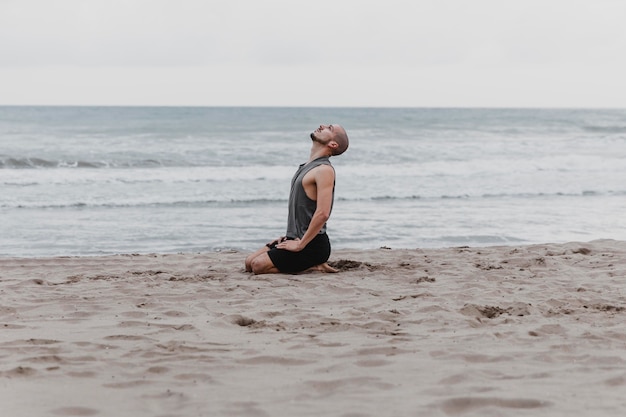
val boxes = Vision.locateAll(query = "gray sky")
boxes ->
[1,0,625,107]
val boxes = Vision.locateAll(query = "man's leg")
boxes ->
[249,252,280,275]
[245,237,287,272]
[245,246,270,272]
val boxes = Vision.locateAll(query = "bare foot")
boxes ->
[306,262,339,273]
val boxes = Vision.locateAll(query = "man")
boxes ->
[245,124,349,274]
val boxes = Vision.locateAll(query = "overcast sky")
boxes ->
[1,0,625,107]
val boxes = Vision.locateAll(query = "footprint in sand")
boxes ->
[50,407,99,416]
[439,397,550,415]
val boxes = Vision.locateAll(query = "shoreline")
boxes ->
[1,239,625,416]
[0,237,618,260]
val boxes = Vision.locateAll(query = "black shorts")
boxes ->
[267,233,331,273]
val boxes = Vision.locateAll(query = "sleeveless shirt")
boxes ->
[286,156,334,239]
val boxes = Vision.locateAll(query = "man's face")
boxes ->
[310,124,336,145]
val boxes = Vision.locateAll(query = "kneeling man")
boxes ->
[245,124,349,274]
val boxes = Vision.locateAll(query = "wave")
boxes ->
[2,198,289,210]
[0,164,295,187]
[479,191,608,198]
[0,157,170,169]
[5,191,624,210]
[582,125,626,134]
[346,190,626,201]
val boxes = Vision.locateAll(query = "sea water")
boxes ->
[1,106,625,257]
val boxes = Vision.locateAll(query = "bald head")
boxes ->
[331,125,349,156]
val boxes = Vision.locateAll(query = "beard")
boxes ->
[310,131,330,145]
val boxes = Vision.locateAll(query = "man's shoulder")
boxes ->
[311,164,335,186]
[311,163,335,175]
[302,162,335,184]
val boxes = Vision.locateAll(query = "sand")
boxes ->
[1,240,625,417]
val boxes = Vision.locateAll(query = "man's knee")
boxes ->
[245,246,269,272]
[250,254,276,275]
[244,254,254,272]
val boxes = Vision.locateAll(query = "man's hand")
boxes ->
[277,238,303,252]
[266,236,287,248]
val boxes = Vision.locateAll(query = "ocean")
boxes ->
[1,106,625,257]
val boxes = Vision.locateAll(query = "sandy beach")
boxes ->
[1,240,625,416]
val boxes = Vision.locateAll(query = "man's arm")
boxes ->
[278,164,335,252]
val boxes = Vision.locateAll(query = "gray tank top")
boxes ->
[286,156,334,239]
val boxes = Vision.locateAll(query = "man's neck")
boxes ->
[308,146,331,163]
[307,152,330,163]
